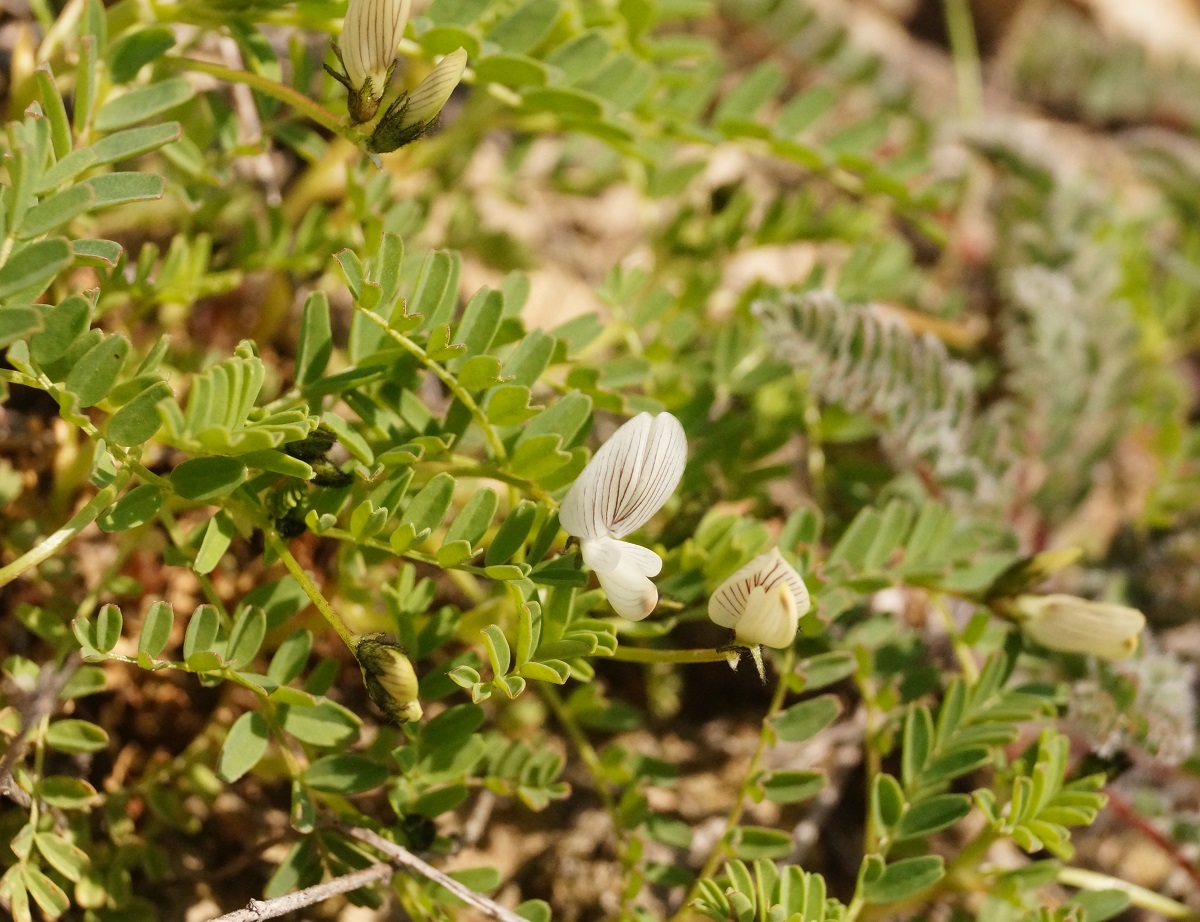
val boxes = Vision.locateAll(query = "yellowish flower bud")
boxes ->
[368,48,469,154]
[709,548,810,650]
[354,634,423,723]
[1010,594,1145,661]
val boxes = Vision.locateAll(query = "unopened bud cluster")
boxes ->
[326,0,467,154]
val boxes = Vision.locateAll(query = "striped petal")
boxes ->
[343,0,411,90]
[731,584,799,648]
[560,412,687,540]
[709,548,810,642]
[395,48,468,130]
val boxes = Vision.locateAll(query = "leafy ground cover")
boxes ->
[1,1,1199,920]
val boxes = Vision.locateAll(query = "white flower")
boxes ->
[329,0,412,123]
[368,48,469,153]
[709,548,810,649]
[560,412,687,620]
[1010,594,1145,661]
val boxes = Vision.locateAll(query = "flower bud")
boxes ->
[328,0,411,124]
[1008,594,1145,661]
[354,634,422,723]
[709,549,810,683]
[368,48,468,153]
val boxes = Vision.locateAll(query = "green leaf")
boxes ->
[60,666,106,698]
[138,600,174,659]
[22,865,69,919]
[457,355,507,389]
[64,332,129,407]
[226,606,266,669]
[518,390,591,445]
[34,832,89,882]
[872,773,905,832]
[182,604,221,659]
[302,753,388,793]
[71,238,123,267]
[486,384,541,425]
[442,488,498,550]
[474,53,549,87]
[451,287,503,366]
[108,381,171,447]
[503,330,555,386]
[0,237,71,301]
[485,500,538,565]
[45,719,109,754]
[730,826,792,859]
[797,650,857,691]
[268,629,313,685]
[30,295,90,363]
[34,66,71,160]
[18,183,95,238]
[0,305,43,348]
[107,26,176,82]
[278,699,360,747]
[295,291,332,386]
[89,122,182,167]
[895,794,972,841]
[194,511,237,574]
[482,624,512,677]
[769,694,840,743]
[761,770,825,804]
[488,0,559,53]
[862,855,944,904]
[170,456,248,502]
[83,171,165,207]
[400,471,456,533]
[94,602,123,652]
[1068,889,1132,922]
[94,77,194,130]
[217,711,270,782]
[37,776,100,809]
[98,483,163,532]
[714,60,784,126]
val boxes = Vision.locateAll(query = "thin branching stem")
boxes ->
[352,305,508,462]
[0,467,132,588]
[164,56,363,147]
[672,647,797,920]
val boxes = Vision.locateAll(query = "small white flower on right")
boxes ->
[1009,594,1145,661]
[709,548,811,649]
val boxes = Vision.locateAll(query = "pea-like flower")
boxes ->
[560,412,687,620]
[1009,594,1145,661]
[709,548,811,649]
[354,634,422,723]
[368,48,469,154]
[326,0,412,124]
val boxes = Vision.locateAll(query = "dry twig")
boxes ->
[344,824,529,922]
[209,863,394,922]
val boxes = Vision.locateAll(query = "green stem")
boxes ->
[942,0,984,120]
[164,56,363,147]
[0,467,132,588]
[263,530,356,650]
[1057,867,1200,921]
[933,594,979,683]
[352,305,508,462]
[672,648,797,920]
[537,685,614,814]
[609,646,729,665]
